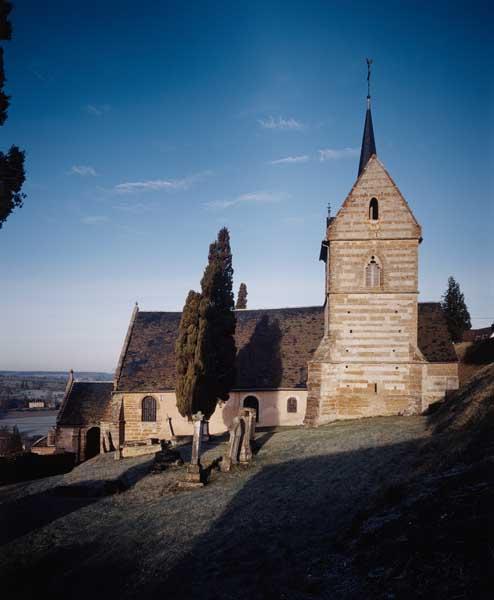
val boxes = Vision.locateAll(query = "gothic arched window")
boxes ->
[141,396,157,422]
[365,257,381,288]
[287,397,298,413]
[369,198,379,220]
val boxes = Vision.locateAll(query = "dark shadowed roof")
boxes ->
[418,303,458,363]
[115,303,456,392]
[57,382,113,427]
[116,307,324,392]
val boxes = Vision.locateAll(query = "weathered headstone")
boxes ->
[239,408,255,464]
[178,411,204,488]
[220,416,242,472]
[201,420,210,442]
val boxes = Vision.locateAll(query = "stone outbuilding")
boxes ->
[55,371,113,462]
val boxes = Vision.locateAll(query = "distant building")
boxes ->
[28,400,45,409]
[463,325,494,342]
[31,427,57,455]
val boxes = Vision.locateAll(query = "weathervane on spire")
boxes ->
[366,58,373,105]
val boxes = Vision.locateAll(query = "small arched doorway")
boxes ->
[85,427,100,460]
[243,395,259,423]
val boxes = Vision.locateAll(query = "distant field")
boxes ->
[0,371,113,380]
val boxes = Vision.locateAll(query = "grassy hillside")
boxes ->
[343,363,494,598]
[0,359,492,599]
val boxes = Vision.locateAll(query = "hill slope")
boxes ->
[344,363,494,598]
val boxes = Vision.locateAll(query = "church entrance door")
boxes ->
[243,396,259,423]
[85,427,100,460]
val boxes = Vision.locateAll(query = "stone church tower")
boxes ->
[304,92,452,426]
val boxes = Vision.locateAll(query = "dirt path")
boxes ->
[0,416,429,600]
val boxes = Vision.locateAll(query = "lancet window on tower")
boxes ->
[369,198,379,220]
[365,257,381,288]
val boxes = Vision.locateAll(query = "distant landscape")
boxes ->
[0,371,113,380]
[0,371,113,442]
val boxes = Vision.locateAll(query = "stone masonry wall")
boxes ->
[305,157,428,425]
[111,389,308,446]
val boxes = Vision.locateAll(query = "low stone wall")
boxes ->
[422,362,459,411]
[118,442,161,459]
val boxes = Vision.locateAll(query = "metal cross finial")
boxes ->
[366,58,373,100]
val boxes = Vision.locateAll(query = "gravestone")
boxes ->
[239,408,255,464]
[220,416,242,472]
[178,412,204,488]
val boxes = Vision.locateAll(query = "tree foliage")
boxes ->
[236,282,248,309]
[175,228,237,420]
[0,48,10,125]
[441,276,472,343]
[175,290,202,418]
[0,0,26,229]
[0,145,25,227]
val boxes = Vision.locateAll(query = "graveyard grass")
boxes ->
[0,415,430,599]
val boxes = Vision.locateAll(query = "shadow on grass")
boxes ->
[0,458,153,546]
[2,435,428,600]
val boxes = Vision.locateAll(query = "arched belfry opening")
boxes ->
[369,198,379,220]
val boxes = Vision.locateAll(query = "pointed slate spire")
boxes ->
[358,59,377,176]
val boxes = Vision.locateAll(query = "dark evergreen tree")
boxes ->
[0,1,26,229]
[0,47,10,125]
[175,290,201,418]
[11,424,22,453]
[175,228,237,420]
[441,276,472,343]
[195,228,236,419]
[236,282,248,309]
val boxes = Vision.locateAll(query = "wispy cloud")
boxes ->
[269,155,309,165]
[70,165,97,176]
[113,171,211,194]
[258,116,304,131]
[318,147,359,161]
[206,191,289,210]
[84,104,111,116]
[81,216,108,225]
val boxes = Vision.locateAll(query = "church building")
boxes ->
[55,89,459,460]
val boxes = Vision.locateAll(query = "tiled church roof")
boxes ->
[57,382,113,427]
[115,307,323,392]
[115,303,456,392]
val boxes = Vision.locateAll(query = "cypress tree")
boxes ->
[441,276,472,343]
[0,1,26,229]
[175,228,237,421]
[236,282,248,309]
[175,290,201,418]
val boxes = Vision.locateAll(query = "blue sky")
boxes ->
[1,0,492,371]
